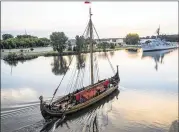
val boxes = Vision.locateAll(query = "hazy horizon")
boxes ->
[1,1,178,39]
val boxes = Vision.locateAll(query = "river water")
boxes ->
[1,49,178,132]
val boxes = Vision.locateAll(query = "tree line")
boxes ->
[1,32,178,53]
[0,32,140,51]
[1,34,51,49]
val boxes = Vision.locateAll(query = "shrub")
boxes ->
[4,52,38,61]
[110,43,115,49]
[73,46,76,51]
[68,47,72,51]
[5,52,18,60]
[30,48,34,51]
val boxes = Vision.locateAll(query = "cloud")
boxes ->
[1,87,38,105]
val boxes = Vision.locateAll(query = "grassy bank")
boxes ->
[3,52,38,61]
[2,46,140,61]
[43,48,118,57]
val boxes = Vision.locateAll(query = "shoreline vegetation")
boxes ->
[1,32,178,62]
[2,46,139,61]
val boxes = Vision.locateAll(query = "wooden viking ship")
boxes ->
[39,6,120,120]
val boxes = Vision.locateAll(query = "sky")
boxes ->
[1,1,178,39]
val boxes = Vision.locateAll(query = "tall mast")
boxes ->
[89,7,94,85]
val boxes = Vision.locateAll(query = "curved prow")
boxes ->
[39,95,43,104]
[39,95,45,112]
[112,65,120,82]
[117,65,119,74]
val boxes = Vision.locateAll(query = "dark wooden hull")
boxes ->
[40,85,118,119]
[40,71,120,120]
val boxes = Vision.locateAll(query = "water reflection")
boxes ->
[108,89,178,132]
[4,60,28,75]
[1,87,37,106]
[51,56,68,75]
[4,60,18,67]
[4,59,27,67]
[109,51,115,57]
[141,49,176,71]
[76,53,86,69]
[97,52,108,60]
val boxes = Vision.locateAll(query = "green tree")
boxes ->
[1,33,51,49]
[16,35,37,39]
[67,40,72,51]
[110,43,115,49]
[6,38,16,49]
[2,34,14,40]
[38,38,50,47]
[50,32,68,54]
[125,33,140,45]
[75,35,85,53]
[101,42,108,52]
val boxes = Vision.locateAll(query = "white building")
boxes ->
[95,38,124,45]
[67,38,125,50]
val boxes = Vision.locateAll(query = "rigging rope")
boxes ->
[81,67,86,87]
[83,21,90,37]
[94,53,100,81]
[65,62,76,94]
[106,54,115,74]
[68,69,77,93]
[93,22,115,75]
[72,68,81,91]
[50,55,74,104]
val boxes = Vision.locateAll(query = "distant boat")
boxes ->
[141,26,178,52]
[39,7,120,120]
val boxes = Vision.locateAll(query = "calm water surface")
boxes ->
[1,49,178,132]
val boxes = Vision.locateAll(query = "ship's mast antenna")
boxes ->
[156,25,160,38]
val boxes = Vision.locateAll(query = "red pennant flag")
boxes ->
[84,1,91,4]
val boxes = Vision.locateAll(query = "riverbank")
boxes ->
[1,46,140,61]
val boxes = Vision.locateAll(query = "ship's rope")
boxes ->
[65,61,77,94]
[105,54,115,74]
[67,69,77,93]
[50,55,74,104]
[92,22,115,74]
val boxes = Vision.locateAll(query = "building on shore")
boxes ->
[67,38,125,50]
[95,38,125,46]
